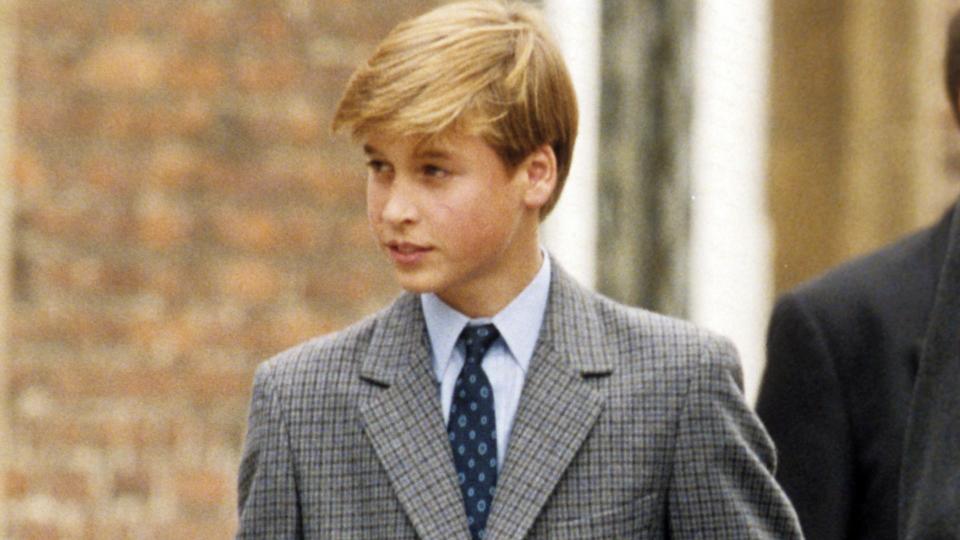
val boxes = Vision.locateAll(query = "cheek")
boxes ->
[449,205,509,249]
[366,183,383,224]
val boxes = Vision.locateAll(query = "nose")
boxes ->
[379,178,419,227]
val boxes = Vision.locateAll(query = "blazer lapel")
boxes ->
[485,263,613,539]
[901,199,960,538]
[358,294,470,540]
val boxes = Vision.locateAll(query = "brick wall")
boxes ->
[6,1,438,537]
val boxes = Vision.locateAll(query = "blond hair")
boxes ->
[332,0,578,218]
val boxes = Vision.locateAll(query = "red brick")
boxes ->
[160,519,236,540]
[175,4,232,45]
[142,262,191,301]
[267,307,335,347]
[211,207,281,254]
[16,93,61,134]
[147,142,202,190]
[97,100,139,139]
[136,196,195,250]
[21,199,131,245]
[83,153,128,192]
[304,161,366,207]
[189,370,252,402]
[11,520,61,540]
[11,305,129,346]
[111,469,151,499]
[340,213,379,249]
[166,53,228,94]
[50,471,90,503]
[20,1,96,34]
[33,254,140,296]
[281,210,324,252]
[106,4,142,35]
[168,96,215,137]
[13,149,49,199]
[216,259,282,304]
[195,160,256,194]
[283,96,323,143]
[254,10,294,45]
[82,520,135,540]
[175,470,230,510]
[182,308,244,350]
[79,37,167,93]
[6,469,29,498]
[236,54,302,93]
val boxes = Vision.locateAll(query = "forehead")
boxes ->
[362,131,479,159]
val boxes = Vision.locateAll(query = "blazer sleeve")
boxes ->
[236,362,302,539]
[667,336,803,539]
[755,294,853,540]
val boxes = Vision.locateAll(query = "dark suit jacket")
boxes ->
[756,204,954,540]
[900,199,960,539]
[237,261,802,539]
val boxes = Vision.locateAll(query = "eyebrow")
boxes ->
[414,148,453,160]
[362,144,453,161]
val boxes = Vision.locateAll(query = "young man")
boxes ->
[236,2,801,538]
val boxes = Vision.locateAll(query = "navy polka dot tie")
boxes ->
[448,323,500,540]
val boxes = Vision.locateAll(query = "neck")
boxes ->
[439,238,544,319]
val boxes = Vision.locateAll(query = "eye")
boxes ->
[366,159,393,175]
[422,164,449,179]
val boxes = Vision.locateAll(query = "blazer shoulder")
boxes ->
[772,214,949,356]
[254,305,385,392]
[790,215,948,311]
[589,291,738,372]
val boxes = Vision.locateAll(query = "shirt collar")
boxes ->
[422,251,552,380]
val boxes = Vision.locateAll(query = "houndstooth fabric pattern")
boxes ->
[236,258,803,539]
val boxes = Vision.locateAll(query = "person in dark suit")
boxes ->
[899,194,960,539]
[898,13,960,536]
[235,1,802,538]
[756,10,960,539]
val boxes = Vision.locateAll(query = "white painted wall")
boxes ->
[541,0,600,289]
[690,0,773,404]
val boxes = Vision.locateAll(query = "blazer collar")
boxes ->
[357,291,471,538]
[901,197,960,537]
[485,258,612,538]
[358,292,426,387]
[359,255,615,383]
[539,257,617,376]
[357,257,615,540]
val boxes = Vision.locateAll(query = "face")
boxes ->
[364,131,550,316]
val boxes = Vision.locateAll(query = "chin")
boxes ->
[393,270,442,294]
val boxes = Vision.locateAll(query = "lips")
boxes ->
[386,241,432,265]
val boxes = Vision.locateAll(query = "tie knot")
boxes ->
[459,324,500,364]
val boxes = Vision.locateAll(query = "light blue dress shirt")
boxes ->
[421,253,551,471]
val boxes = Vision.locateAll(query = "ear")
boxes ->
[519,144,558,211]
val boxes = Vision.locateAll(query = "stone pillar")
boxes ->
[597,0,695,316]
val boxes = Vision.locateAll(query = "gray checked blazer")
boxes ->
[237,262,802,539]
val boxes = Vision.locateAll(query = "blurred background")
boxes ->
[1,0,959,537]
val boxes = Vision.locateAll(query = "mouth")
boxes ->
[386,241,432,265]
